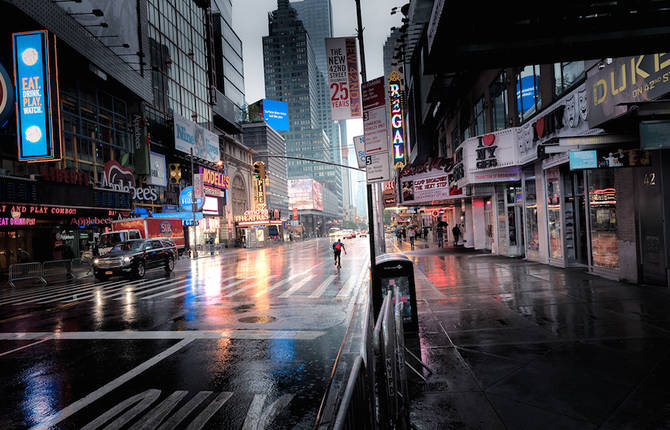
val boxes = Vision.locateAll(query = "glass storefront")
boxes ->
[546,166,563,260]
[588,170,618,270]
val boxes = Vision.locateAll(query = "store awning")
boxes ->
[544,134,636,154]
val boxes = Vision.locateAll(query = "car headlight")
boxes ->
[122,256,131,265]
[93,258,99,265]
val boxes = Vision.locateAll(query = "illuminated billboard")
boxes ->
[288,179,323,211]
[12,30,61,162]
[262,99,289,131]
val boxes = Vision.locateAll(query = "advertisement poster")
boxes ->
[288,179,323,210]
[261,99,289,131]
[148,152,167,187]
[325,37,362,121]
[173,113,220,163]
[13,30,60,161]
[400,165,450,204]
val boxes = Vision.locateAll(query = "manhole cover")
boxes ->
[232,304,255,313]
[238,316,276,324]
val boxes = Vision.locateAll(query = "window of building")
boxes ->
[554,61,584,97]
[451,128,460,153]
[489,72,508,131]
[473,97,485,136]
[516,65,541,122]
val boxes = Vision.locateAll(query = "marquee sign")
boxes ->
[100,160,159,201]
[199,166,229,189]
[12,30,61,162]
[235,205,270,223]
[388,71,406,164]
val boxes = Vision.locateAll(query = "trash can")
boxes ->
[372,253,419,332]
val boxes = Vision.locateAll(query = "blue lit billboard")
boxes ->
[516,75,537,115]
[262,99,289,131]
[12,30,60,162]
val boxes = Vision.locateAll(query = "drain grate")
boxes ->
[238,315,276,324]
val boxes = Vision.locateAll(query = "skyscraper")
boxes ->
[291,0,347,214]
[263,0,342,223]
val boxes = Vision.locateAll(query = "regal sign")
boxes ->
[100,160,158,201]
[388,71,406,163]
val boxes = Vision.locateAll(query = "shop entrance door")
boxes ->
[506,185,524,256]
[564,170,589,266]
[636,152,667,285]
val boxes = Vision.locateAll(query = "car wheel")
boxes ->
[165,256,174,273]
[135,261,145,279]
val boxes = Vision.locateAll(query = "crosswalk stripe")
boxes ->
[223,275,279,297]
[16,280,137,305]
[0,278,131,305]
[115,278,192,300]
[140,285,191,300]
[46,277,180,304]
[278,275,315,298]
[335,276,357,298]
[253,264,321,297]
[308,275,336,298]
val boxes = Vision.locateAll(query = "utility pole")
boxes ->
[190,148,198,258]
[355,0,379,278]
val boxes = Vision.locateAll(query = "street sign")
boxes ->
[353,135,366,168]
[366,153,391,183]
[363,77,391,183]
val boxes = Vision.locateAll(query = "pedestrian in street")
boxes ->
[408,226,416,250]
[396,228,403,244]
[332,238,346,268]
[452,224,461,246]
[436,218,448,248]
[401,227,407,241]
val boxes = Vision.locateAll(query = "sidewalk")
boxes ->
[399,245,670,429]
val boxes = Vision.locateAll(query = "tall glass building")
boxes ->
[263,0,342,219]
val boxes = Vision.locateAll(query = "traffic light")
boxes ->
[169,163,182,184]
[253,161,266,180]
[253,161,261,178]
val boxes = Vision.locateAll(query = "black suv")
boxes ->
[93,238,177,280]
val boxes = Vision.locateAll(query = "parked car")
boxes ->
[92,238,176,280]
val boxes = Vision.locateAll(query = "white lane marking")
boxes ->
[103,277,188,300]
[128,390,188,430]
[33,277,168,305]
[252,264,321,297]
[114,278,192,300]
[335,276,357,298]
[223,275,279,297]
[0,278,131,305]
[140,285,191,300]
[339,256,369,299]
[156,391,213,430]
[278,275,315,298]
[241,394,266,430]
[184,391,233,430]
[258,394,294,429]
[308,275,336,298]
[81,389,161,430]
[31,337,195,430]
[0,336,51,357]
[0,330,326,341]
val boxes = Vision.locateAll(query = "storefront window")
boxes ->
[489,72,508,131]
[525,178,539,251]
[546,167,563,259]
[589,170,618,269]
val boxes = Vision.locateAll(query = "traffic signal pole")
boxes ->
[355,0,379,278]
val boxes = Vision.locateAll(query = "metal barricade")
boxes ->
[8,262,46,288]
[333,356,374,430]
[42,259,74,282]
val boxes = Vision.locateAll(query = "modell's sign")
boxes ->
[100,160,158,201]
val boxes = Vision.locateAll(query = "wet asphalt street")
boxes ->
[0,238,370,429]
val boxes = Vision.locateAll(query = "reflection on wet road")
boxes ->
[0,238,369,429]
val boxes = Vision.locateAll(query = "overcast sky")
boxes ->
[231,0,405,152]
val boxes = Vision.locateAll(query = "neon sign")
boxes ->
[12,30,61,162]
[388,71,406,163]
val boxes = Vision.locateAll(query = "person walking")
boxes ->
[436,218,448,248]
[332,238,346,268]
[452,224,462,246]
[408,226,416,250]
[396,227,403,244]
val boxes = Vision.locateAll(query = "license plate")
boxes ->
[105,271,113,275]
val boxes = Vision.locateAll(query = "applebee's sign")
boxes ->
[100,160,159,201]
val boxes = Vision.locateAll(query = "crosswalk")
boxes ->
[0,267,361,307]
